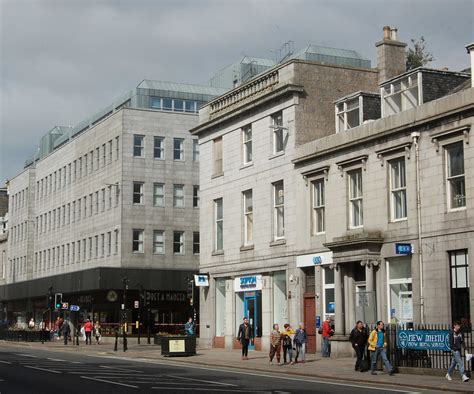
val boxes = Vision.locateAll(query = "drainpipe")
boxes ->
[412,131,424,324]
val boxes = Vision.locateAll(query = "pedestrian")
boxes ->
[446,321,470,382]
[349,320,369,372]
[269,323,282,365]
[281,323,295,365]
[237,317,253,360]
[368,321,395,375]
[294,322,307,363]
[28,318,35,330]
[84,318,93,345]
[94,321,102,344]
[61,320,71,345]
[184,317,195,336]
[321,316,334,357]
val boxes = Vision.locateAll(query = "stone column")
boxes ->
[224,279,234,349]
[346,276,355,335]
[365,260,374,293]
[333,264,344,334]
[261,275,272,352]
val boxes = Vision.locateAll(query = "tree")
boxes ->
[406,36,434,70]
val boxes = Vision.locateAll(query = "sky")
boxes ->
[0,0,473,184]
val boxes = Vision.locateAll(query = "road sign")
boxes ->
[61,302,69,310]
[70,304,80,312]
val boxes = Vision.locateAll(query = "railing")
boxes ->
[371,323,473,371]
[209,70,280,117]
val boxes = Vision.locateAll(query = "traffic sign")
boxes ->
[61,302,69,310]
[70,304,80,312]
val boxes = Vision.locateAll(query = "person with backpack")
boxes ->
[368,321,395,375]
[446,321,470,382]
[281,323,295,365]
[320,316,334,357]
[349,320,368,372]
[294,322,308,363]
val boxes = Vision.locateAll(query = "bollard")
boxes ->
[114,329,118,352]
[123,330,127,352]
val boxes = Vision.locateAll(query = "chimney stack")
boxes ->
[376,26,407,84]
[466,43,474,87]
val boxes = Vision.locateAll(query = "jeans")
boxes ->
[448,350,465,376]
[85,331,92,345]
[295,343,306,362]
[322,337,330,357]
[371,348,393,372]
[283,346,293,363]
[241,339,250,357]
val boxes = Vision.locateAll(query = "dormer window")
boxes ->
[334,92,380,132]
[381,72,420,116]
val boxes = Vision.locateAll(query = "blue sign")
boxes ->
[395,243,413,255]
[312,256,322,265]
[70,305,80,312]
[327,302,335,313]
[316,315,321,328]
[397,330,450,351]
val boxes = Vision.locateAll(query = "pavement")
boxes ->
[1,338,473,393]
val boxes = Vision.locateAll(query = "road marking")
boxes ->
[14,353,38,358]
[69,361,83,364]
[100,365,143,373]
[167,374,238,387]
[25,366,61,374]
[47,358,66,362]
[152,388,270,393]
[0,361,12,364]
[81,376,138,388]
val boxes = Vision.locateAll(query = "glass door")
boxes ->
[244,291,260,350]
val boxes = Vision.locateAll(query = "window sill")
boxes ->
[212,172,224,179]
[240,162,253,170]
[269,151,285,160]
[389,218,407,224]
[153,158,165,161]
[212,250,224,256]
[446,207,466,213]
[270,239,286,247]
[240,244,254,252]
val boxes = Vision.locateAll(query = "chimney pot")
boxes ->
[383,26,391,40]
[390,28,398,41]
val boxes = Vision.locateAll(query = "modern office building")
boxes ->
[192,27,473,355]
[1,80,226,330]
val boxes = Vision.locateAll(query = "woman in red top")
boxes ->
[84,319,93,345]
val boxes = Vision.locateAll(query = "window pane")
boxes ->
[174,99,184,112]
[163,98,172,110]
[173,138,184,160]
[450,178,466,208]
[150,97,161,109]
[185,101,196,113]
[447,143,464,176]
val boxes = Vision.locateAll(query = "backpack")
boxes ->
[283,335,292,347]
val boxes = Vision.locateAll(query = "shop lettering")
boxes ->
[240,276,257,289]
[145,291,186,303]
[397,330,450,351]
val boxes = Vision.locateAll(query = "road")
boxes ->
[0,345,441,393]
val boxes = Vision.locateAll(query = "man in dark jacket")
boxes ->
[349,320,369,372]
[237,317,253,360]
[446,321,470,382]
[61,320,71,345]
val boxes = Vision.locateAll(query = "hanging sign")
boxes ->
[194,274,209,287]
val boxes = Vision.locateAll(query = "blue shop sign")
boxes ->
[316,315,321,328]
[397,330,451,351]
[395,243,413,255]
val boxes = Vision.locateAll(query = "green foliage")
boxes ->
[406,36,434,70]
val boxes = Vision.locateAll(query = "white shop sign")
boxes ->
[296,251,333,268]
[194,274,209,287]
[234,275,263,292]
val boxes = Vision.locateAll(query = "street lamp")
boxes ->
[122,277,129,352]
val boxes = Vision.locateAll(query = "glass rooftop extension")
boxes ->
[25,80,227,168]
[290,45,371,69]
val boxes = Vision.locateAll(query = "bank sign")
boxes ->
[234,275,263,292]
[296,251,333,268]
[397,330,451,351]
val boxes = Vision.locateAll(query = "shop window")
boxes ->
[215,279,226,337]
[323,268,335,318]
[387,259,412,324]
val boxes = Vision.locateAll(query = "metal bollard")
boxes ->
[114,330,118,352]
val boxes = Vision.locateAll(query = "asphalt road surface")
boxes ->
[0,346,439,394]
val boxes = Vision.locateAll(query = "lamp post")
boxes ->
[122,277,129,352]
[136,283,144,345]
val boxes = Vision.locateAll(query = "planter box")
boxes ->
[161,336,196,356]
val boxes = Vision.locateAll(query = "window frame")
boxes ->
[214,198,223,251]
[348,169,363,228]
[312,178,325,234]
[389,157,407,221]
[173,184,185,208]
[132,229,144,253]
[133,134,145,158]
[273,181,285,240]
[153,183,165,207]
[445,141,466,211]
[173,231,185,255]
[153,230,165,254]
[173,138,184,161]
[154,136,165,160]
[133,182,144,205]
[242,125,253,165]
[242,189,253,246]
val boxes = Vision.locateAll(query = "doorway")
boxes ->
[304,294,316,353]
[244,291,261,349]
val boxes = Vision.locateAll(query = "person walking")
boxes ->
[84,319,93,345]
[350,320,369,372]
[94,321,102,344]
[281,323,295,365]
[184,317,195,336]
[321,316,334,357]
[446,321,470,382]
[61,320,71,345]
[269,323,282,365]
[237,317,253,360]
[28,318,35,330]
[368,321,395,376]
[294,323,308,363]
